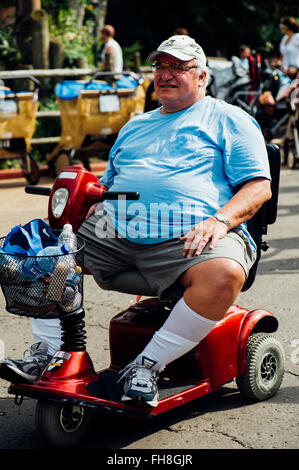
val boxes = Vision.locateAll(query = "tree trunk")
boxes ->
[17,0,41,17]
[69,0,85,27]
[15,0,41,65]
[50,39,65,69]
[97,0,109,29]
[31,9,50,69]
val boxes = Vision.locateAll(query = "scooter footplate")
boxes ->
[9,369,211,417]
[87,369,197,403]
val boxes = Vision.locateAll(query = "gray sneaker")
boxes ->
[0,342,52,383]
[119,357,159,408]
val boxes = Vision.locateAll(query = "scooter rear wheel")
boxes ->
[236,332,285,402]
[35,399,94,447]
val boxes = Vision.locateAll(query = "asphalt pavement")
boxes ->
[0,168,298,451]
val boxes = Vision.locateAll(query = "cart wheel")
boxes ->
[55,151,71,176]
[22,153,40,185]
[236,333,285,402]
[287,147,297,169]
[35,400,94,447]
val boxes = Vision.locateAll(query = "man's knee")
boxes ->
[213,267,245,302]
[181,258,245,298]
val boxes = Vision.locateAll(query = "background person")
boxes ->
[225,44,252,103]
[279,17,299,76]
[231,44,252,79]
[99,24,123,73]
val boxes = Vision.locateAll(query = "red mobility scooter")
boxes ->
[0,144,284,447]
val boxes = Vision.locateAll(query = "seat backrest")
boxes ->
[242,143,281,291]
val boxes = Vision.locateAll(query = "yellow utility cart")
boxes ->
[0,76,40,184]
[47,72,146,175]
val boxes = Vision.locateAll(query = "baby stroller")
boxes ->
[227,62,280,118]
[254,69,299,168]
[0,76,40,185]
[46,72,146,176]
[208,51,264,108]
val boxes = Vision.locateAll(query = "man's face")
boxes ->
[153,53,205,112]
[100,31,108,42]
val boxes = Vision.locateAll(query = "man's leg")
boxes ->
[30,318,62,356]
[121,258,245,406]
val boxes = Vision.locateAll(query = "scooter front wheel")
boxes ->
[35,400,94,447]
[236,332,285,402]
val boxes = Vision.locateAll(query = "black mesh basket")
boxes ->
[0,236,85,319]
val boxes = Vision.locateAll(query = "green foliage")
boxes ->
[32,96,61,164]
[0,21,22,67]
[123,41,142,68]
[105,0,299,60]
[48,8,94,66]
[33,96,60,139]
[0,158,20,170]
[42,0,70,12]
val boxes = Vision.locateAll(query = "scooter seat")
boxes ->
[100,268,184,303]
[100,268,157,297]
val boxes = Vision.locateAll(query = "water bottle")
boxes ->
[35,244,70,274]
[57,225,82,307]
[60,284,82,312]
[43,245,71,301]
[58,223,79,284]
[58,224,77,252]
[20,244,70,281]
[0,247,38,282]
[0,247,19,281]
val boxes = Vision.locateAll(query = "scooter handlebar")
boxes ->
[102,191,140,200]
[25,186,52,196]
[25,187,139,200]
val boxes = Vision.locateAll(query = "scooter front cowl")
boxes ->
[9,350,99,401]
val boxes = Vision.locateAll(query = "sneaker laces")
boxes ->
[117,361,136,383]
[22,344,51,374]
[117,361,157,385]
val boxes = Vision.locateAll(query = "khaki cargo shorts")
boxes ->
[78,209,256,298]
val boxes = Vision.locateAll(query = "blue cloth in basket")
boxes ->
[55,75,138,101]
[3,219,58,256]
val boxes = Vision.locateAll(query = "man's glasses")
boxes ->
[151,62,198,75]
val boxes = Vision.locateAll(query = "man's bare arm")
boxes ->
[181,177,272,257]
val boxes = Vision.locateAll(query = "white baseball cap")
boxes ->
[147,35,206,67]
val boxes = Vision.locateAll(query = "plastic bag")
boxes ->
[3,219,58,256]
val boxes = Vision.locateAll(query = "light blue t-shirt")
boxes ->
[100,96,271,248]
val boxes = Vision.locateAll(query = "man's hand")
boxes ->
[181,217,228,258]
[180,177,272,258]
[85,203,99,219]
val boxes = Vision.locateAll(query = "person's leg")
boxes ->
[121,258,246,406]
[135,258,245,370]
[30,318,62,356]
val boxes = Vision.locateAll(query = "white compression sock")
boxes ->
[162,297,218,342]
[30,318,62,356]
[136,297,218,371]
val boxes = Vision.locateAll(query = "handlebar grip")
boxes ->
[102,191,140,200]
[25,186,51,196]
